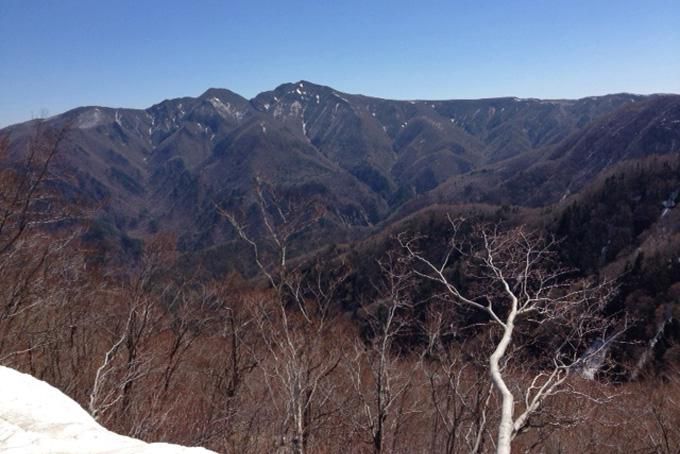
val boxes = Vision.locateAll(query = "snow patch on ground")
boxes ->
[0,366,216,454]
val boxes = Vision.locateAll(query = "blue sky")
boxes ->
[1,0,678,127]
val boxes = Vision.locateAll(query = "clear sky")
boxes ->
[1,0,678,127]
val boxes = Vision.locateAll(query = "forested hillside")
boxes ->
[1,86,680,453]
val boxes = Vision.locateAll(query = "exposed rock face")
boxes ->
[0,366,216,454]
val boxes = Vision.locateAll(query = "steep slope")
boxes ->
[252,82,644,205]
[411,94,680,211]
[503,94,680,205]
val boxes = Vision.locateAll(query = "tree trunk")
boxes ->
[489,302,517,454]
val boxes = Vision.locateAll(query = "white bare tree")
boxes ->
[400,217,618,454]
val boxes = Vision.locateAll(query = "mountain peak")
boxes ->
[199,87,248,103]
[266,80,336,96]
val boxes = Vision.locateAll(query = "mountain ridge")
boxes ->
[8,81,669,130]
[2,82,679,274]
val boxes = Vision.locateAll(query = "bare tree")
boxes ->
[247,275,346,453]
[400,217,619,454]
[189,281,260,452]
[88,302,138,421]
[0,124,91,393]
[88,237,177,428]
[218,176,325,291]
[418,307,494,454]
[219,178,346,453]
[0,126,75,332]
[344,252,420,453]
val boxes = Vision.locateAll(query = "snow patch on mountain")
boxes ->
[77,108,106,129]
[208,97,244,122]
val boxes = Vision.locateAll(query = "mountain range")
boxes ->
[2,81,679,273]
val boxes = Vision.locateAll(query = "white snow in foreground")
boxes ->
[0,366,216,454]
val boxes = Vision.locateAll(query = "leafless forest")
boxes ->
[2,129,680,454]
